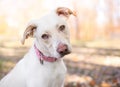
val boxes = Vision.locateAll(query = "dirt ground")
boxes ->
[0,40,120,87]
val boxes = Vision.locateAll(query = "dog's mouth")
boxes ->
[34,44,71,64]
[58,50,71,58]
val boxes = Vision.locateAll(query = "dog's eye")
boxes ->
[41,34,49,39]
[59,25,65,31]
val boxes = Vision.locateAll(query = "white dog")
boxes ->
[0,7,75,87]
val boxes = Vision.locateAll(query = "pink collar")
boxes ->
[34,44,57,64]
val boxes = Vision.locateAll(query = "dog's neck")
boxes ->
[34,44,58,64]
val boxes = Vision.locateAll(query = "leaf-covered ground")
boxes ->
[0,40,120,87]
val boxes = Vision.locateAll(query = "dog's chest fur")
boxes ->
[25,47,67,87]
[0,46,67,87]
[28,61,67,87]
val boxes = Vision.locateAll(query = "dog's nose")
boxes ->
[57,43,70,56]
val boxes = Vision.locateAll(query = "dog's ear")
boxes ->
[21,24,37,45]
[56,7,76,18]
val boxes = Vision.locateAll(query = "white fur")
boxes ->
[0,9,71,87]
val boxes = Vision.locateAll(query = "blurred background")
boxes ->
[0,0,120,87]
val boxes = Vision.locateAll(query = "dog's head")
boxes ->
[21,7,75,58]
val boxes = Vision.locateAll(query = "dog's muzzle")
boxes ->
[57,43,71,57]
[34,44,58,64]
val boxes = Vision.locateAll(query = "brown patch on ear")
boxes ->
[56,7,76,18]
[21,24,37,45]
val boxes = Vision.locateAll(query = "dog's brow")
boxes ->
[46,31,50,33]
[56,24,59,28]
[43,31,50,34]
